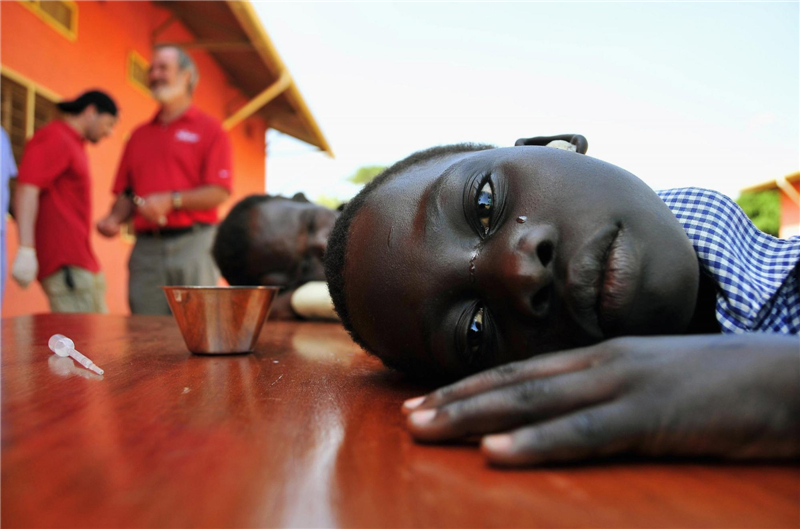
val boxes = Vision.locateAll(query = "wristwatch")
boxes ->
[171,192,183,210]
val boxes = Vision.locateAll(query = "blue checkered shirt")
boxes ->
[657,188,800,334]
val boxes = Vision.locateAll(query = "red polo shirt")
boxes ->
[17,120,100,280]
[113,106,233,232]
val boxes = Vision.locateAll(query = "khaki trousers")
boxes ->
[128,224,219,315]
[41,267,108,314]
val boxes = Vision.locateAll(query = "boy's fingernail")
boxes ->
[410,409,437,426]
[482,434,513,453]
[403,396,426,411]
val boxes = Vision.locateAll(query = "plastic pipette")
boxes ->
[48,334,104,375]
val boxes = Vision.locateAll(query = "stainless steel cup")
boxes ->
[162,286,280,354]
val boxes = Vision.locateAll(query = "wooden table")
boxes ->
[2,314,798,528]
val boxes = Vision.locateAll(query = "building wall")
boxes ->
[778,181,800,239]
[1,1,268,317]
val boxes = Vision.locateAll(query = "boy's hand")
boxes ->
[403,334,800,466]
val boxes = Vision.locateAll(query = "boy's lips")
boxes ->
[597,226,638,335]
[564,223,638,339]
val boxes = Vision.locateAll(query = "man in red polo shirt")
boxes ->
[11,90,118,312]
[97,45,231,314]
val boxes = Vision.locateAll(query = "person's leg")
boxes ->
[166,225,219,286]
[41,267,102,313]
[128,236,171,315]
[92,271,108,314]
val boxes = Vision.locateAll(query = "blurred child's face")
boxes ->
[345,147,700,378]
[248,200,338,289]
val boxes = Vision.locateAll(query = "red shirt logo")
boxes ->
[175,129,200,143]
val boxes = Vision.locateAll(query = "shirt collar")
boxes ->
[54,120,85,144]
[658,187,800,333]
[151,104,198,126]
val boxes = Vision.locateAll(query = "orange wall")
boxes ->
[1,1,268,317]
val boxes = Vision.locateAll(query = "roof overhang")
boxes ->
[152,0,333,156]
[741,171,800,209]
[741,171,800,193]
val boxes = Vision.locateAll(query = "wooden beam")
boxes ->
[225,0,333,157]
[223,70,292,131]
[25,85,34,139]
[154,40,253,52]
[741,172,800,194]
[151,14,178,43]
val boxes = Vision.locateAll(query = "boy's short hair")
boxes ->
[324,143,495,373]
[213,193,310,285]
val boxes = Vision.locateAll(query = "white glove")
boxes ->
[290,281,340,321]
[546,139,578,152]
[11,247,38,288]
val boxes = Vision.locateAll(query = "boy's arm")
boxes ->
[97,193,134,237]
[402,334,800,465]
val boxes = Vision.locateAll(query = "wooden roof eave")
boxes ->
[151,0,333,157]
[224,0,333,157]
[741,171,800,193]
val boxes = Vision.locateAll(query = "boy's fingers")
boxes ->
[407,368,619,441]
[404,344,610,413]
[481,403,639,466]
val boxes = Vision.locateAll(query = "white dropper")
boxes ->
[48,334,104,375]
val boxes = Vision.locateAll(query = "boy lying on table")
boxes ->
[213,193,340,320]
[323,134,800,466]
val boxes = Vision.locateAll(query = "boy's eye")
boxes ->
[467,306,485,359]
[476,180,494,234]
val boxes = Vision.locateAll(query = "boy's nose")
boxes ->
[477,224,558,319]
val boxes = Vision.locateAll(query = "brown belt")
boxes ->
[136,224,209,239]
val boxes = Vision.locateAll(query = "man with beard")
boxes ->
[97,45,232,315]
[12,90,118,312]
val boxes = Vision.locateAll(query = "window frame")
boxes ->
[17,0,79,42]
[1,64,61,141]
[0,65,61,223]
[127,51,152,98]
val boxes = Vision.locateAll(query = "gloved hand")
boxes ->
[11,246,38,288]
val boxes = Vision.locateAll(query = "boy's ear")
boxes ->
[291,192,311,203]
[514,134,588,154]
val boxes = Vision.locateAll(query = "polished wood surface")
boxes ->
[2,314,798,528]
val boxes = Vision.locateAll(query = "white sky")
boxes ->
[253,1,799,203]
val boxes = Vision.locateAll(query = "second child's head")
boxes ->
[325,143,700,380]
[214,194,338,289]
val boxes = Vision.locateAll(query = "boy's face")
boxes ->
[248,199,338,289]
[345,147,700,378]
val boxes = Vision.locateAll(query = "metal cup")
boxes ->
[162,286,280,354]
